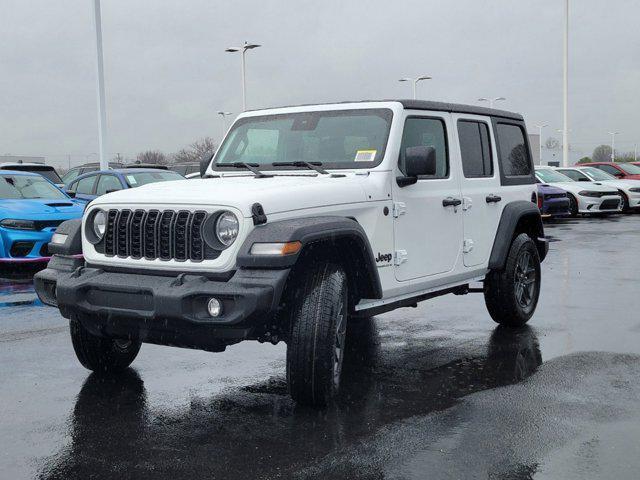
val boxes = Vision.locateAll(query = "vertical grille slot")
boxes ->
[143,210,160,259]
[129,210,145,259]
[104,210,118,256]
[116,210,132,257]
[158,211,175,260]
[190,211,206,261]
[174,211,190,261]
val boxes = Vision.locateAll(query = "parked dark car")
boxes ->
[61,162,126,185]
[65,168,184,202]
[0,163,64,186]
[537,183,570,218]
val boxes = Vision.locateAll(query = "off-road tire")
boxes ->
[286,263,348,407]
[70,316,141,373]
[567,194,579,217]
[484,233,541,327]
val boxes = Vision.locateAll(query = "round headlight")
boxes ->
[92,210,107,240]
[215,211,239,247]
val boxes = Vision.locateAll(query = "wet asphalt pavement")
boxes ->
[1,216,640,479]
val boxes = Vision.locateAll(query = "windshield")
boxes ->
[0,175,67,199]
[618,163,640,174]
[535,168,574,183]
[2,165,62,183]
[123,171,183,188]
[581,167,615,181]
[214,109,393,169]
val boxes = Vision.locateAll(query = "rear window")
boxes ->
[496,124,532,177]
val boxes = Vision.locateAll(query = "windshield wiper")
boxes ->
[215,162,272,178]
[272,161,329,175]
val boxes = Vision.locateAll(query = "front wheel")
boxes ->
[568,194,579,217]
[70,316,141,373]
[484,233,541,327]
[286,263,348,407]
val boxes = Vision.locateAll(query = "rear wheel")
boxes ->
[70,316,141,373]
[286,263,348,407]
[484,233,541,327]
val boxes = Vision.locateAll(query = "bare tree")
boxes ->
[136,150,167,165]
[616,151,635,162]
[592,144,613,162]
[172,137,217,164]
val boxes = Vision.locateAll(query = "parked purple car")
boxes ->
[537,183,570,218]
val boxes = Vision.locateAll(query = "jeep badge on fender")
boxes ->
[34,100,547,408]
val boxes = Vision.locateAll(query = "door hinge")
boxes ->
[463,239,474,253]
[393,202,407,218]
[394,249,408,266]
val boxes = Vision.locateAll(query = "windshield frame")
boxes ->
[210,108,394,172]
[0,173,69,200]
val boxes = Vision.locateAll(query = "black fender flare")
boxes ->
[488,201,547,270]
[49,219,83,256]
[236,216,382,300]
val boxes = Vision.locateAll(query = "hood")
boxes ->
[93,173,371,216]
[537,184,566,194]
[0,199,84,217]
[552,181,615,193]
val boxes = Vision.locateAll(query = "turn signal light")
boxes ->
[250,241,302,256]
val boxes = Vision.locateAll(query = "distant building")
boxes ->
[0,155,45,164]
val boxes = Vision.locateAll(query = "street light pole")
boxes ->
[535,124,548,165]
[398,76,432,100]
[478,97,506,108]
[609,132,619,161]
[225,41,261,111]
[562,0,569,167]
[92,0,108,170]
[217,111,233,142]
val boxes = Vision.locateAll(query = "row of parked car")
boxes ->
[536,162,640,218]
[0,161,198,265]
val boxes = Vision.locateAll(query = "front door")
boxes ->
[454,115,503,267]
[392,114,463,281]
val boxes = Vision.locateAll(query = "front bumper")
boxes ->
[577,195,622,213]
[541,197,570,217]
[0,227,55,263]
[34,255,290,351]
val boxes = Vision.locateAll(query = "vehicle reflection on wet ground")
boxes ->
[1,215,640,479]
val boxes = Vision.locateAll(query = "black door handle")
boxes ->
[486,194,502,203]
[442,197,462,207]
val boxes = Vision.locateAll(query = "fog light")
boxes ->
[51,233,68,245]
[207,298,223,317]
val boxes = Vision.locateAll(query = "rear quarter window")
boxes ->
[495,122,534,185]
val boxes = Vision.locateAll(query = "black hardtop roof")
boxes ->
[250,99,523,121]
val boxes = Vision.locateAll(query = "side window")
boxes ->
[598,164,621,176]
[61,168,81,184]
[496,123,531,177]
[399,117,448,178]
[559,169,589,181]
[75,175,97,195]
[96,174,123,195]
[458,120,493,178]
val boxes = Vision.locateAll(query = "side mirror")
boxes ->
[397,146,437,187]
[65,190,76,198]
[200,151,213,178]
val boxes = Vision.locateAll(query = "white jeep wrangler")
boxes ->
[35,100,547,407]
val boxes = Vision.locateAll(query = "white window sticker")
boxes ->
[126,175,137,185]
[354,150,377,162]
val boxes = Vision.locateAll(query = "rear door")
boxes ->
[454,115,502,267]
[392,113,463,281]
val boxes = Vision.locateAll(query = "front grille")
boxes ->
[10,241,35,258]
[600,199,620,210]
[102,209,215,262]
[544,193,567,199]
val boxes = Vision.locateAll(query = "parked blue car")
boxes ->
[0,171,84,264]
[65,168,184,202]
[536,183,571,218]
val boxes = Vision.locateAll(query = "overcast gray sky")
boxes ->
[2,0,639,168]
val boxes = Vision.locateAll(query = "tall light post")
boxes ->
[535,124,548,164]
[398,76,432,100]
[92,0,108,170]
[478,97,506,108]
[562,0,570,167]
[217,111,233,142]
[609,132,620,161]
[225,41,261,111]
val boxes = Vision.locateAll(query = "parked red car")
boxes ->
[579,162,640,180]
